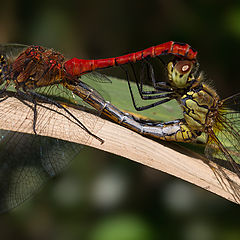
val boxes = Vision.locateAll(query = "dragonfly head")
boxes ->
[167,60,200,89]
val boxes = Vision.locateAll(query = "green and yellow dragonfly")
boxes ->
[120,57,240,176]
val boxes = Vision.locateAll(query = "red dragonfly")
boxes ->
[0,41,196,213]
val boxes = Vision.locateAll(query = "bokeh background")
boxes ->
[0,0,240,239]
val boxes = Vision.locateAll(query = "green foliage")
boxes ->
[90,214,154,240]
[82,75,183,122]
[225,7,240,38]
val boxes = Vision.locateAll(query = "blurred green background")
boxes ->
[0,0,240,240]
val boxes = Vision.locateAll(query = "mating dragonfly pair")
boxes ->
[0,41,239,213]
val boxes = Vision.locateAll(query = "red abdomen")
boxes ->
[64,41,197,76]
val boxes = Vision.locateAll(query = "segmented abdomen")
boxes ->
[64,41,197,76]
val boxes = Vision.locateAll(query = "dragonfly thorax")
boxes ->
[10,46,66,90]
[180,82,220,133]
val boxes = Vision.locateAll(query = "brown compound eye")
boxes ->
[175,60,193,74]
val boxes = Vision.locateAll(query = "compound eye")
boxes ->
[175,60,193,75]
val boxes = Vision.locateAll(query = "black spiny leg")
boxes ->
[121,65,172,111]
[32,95,38,135]
[28,91,104,144]
[15,90,39,135]
[130,62,172,99]
[139,58,172,93]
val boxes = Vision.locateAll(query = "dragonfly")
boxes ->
[64,42,240,185]
[0,41,196,213]
[0,44,104,213]
[123,55,240,180]
[67,40,239,181]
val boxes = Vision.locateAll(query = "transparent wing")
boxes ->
[0,92,102,213]
[0,44,28,61]
[205,93,240,175]
[84,71,112,83]
[0,130,80,213]
[0,44,107,213]
[221,92,240,111]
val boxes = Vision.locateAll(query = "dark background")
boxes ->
[0,0,240,240]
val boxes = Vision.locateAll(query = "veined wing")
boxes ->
[0,91,102,213]
[0,130,80,213]
[205,93,240,175]
[0,44,28,62]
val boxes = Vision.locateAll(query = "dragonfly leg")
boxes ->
[134,62,173,100]
[26,90,104,144]
[12,90,40,135]
[133,98,172,111]
[139,59,171,93]
[121,65,172,111]
[32,95,38,135]
[130,62,168,99]
[16,90,38,135]
[135,92,172,100]
[139,59,157,91]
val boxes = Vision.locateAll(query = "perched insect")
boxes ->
[0,42,196,213]
[124,57,240,177]
[1,41,235,213]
